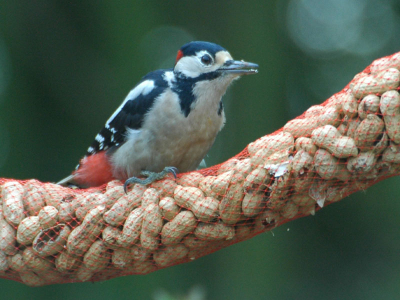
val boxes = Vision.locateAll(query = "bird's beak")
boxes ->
[219,60,259,75]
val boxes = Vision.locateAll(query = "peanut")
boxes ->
[140,229,159,251]
[83,240,110,272]
[298,203,316,217]
[141,188,160,208]
[106,180,123,190]
[75,265,95,282]
[33,224,71,257]
[250,132,294,166]
[350,68,400,98]
[370,53,400,73]
[17,216,41,245]
[161,211,197,245]
[38,206,59,229]
[19,270,46,287]
[117,207,144,247]
[141,202,162,251]
[177,172,204,187]
[295,137,317,155]
[74,193,106,221]
[0,251,8,272]
[242,191,266,217]
[358,94,380,119]
[22,247,53,273]
[382,141,400,163]
[194,222,235,241]
[150,179,177,198]
[126,260,157,275]
[292,150,313,176]
[2,181,25,226]
[234,158,253,176]
[280,201,298,219]
[267,172,294,211]
[291,193,316,207]
[58,201,74,223]
[142,202,162,237]
[174,186,218,222]
[380,90,400,144]
[67,206,105,256]
[354,114,385,150]
[103,185,124,208]
[42,182,74,210]
[55,250,81,273]
[153,244,189,268]
[243,167,271,192]
[313,149,351,181]
[131,245,151,262]
[217,158,239,174]
[112,248,132,269]
[183,234,210,249]
[219,173,245,225]
[102,225,122,249]
[283,106,340,138]
[23,180,46,216]
[339,116,361,138]
[0,215,17,255]
[103,184,143,226]
[340,90,358,117]
[159,197,180,221]
[293,169,315,194]
[291,150,315,193]
[211,170,234,198]
[312,125,358,158]
[8,252,28,273]
[198,176,216,197]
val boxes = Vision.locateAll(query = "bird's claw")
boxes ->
[166,166,178,178]
[123,166,179,193]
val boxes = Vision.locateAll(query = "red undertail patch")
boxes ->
[73,151,114,187]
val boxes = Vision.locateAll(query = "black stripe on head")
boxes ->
[180,41,226,60]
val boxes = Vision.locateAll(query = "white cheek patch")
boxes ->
[175,56,202,78]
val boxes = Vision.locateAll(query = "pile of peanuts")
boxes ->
[1,53,400,286]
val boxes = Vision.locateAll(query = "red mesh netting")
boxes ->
[1,52,400,286]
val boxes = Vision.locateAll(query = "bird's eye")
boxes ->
[201,55,213,65]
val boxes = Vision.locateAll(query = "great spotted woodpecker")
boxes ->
[58,41,258,190]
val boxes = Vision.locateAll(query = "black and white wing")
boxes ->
[85,69,171,156]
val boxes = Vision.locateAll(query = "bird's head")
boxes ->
[174,41,258,80]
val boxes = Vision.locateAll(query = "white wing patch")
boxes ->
[105,80,155,129]
[87,146,95,153]
[95,134,105,143]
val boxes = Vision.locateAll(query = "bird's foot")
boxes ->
[123,167,178,193]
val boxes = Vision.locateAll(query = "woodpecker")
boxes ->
[58,41,258,190]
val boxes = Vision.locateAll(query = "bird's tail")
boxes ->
[56,174,78,186]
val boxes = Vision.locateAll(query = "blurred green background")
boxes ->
[1,1,400,299]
